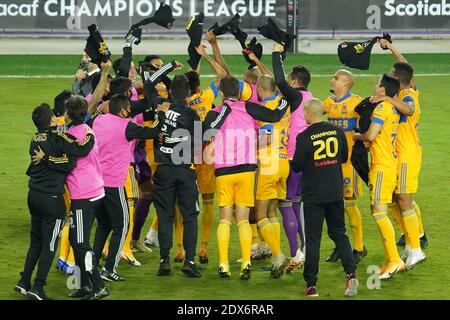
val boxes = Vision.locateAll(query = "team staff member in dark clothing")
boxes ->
[152,75,202,278]
[291,98,358,298]
[15,103,95,300]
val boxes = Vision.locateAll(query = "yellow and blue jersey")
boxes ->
[185,83,219,121]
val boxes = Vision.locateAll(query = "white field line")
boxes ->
[0,73,450,79]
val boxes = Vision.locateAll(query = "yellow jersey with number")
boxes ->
[396,87,421,161]
[185,83,219,121]
[323,93,362,157]
[370,101,400,167]
[258,94,290,159]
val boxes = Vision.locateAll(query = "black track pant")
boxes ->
[152,165,199,262]
[20,189,65,288]
[303,200,356,287]
[69,197,105,290]
[93,187,129,273]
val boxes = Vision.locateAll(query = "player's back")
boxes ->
[186,84,218,121]
[370,101,400,168]
[396,87,421,160]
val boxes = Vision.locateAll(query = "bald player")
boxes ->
[323,70,367,264]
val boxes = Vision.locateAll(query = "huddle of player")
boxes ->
[16,12,427,300]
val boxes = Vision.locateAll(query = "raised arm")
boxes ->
[196,44,227,87]
[88,60,111,115]
[248,52,272,76]
[245,98,289,123]
[206,31,231,75]
[379,39,407,63]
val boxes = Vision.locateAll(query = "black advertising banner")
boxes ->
[0,0,287,35]
[299,0,450,33]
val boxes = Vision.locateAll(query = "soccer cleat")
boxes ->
[144,229,159,247]
[198,248,209,265]
[270,253,290,279]
[81,287,110,300]
[55,258,67,272]
[27,287,51,300]
[218,264,231,278]
[181,261,201,278]
[405,250,426,270]
[286,249,305,273]
[68,286,93,298]
[250,243,264,260]
[396,234,406,247]
[62,263,76,276]
[240,261,252,280]
[401,247,411,262]
[131,239,152,253]
[344,273,359,297]
[14,279,30,297]
[261,243,272,258]
[353,246,368,264]
[379,260,406,280]
[420,234,429,248]
[304,286,319,297]
[120,251,141,267]
[157,259,172,276]
[100,268,125,282]
[325,247,340,263]
[174,251,185,263]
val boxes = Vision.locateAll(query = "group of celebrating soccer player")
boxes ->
[15,10,427,300]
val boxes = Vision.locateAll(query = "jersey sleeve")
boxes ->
[323,97,331,114]
[371,102,389,125]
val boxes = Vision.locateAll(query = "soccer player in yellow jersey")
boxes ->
[183,44,226,264]
[253,75,291,278]
[354,74,405,279]
[379,39,428,254]
[323,70,367,264]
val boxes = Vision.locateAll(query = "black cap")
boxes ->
[337,39,377,70]
[242,37,263,69]
[84,24,111,66]
[257,18,296,51]
[130,2,175,30]
[209,13,242,37]
[186,12,204,70]
[208,22,227,36]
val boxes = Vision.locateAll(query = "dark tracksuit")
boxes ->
[291,122,356,287]
[152,99,201,263]
[21,127,95,289]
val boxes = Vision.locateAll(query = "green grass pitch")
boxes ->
[0,53,449,300]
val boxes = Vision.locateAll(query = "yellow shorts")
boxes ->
[125,165,140,201]
[195,163,216,194]
[256,158,289,200]
[216,171,256,208]
[395,160,421,194]
[369,165,397,205]
[342,162,363,199]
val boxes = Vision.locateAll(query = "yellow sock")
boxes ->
[250,223,258,245]
[59,224,71,261]
[217,219,231,265]
[200,198,214,250]
[344,201,364,251]
[175,205,184,253]
[372,212,400,263]
[269,217,281,249]
[238,220,252,263]
[388,203,406,235]
[151,212,158,232]
[414,201,424,237]
[257,218,280,256]
[402,208,420,250]
[122,201,136,258]
[67,246,75,265]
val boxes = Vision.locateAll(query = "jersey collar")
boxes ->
[333,92,352,103]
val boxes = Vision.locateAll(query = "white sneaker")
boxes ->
[261,243,272,258]
[344,277,359,297]
[287,249,305,273]
[401,246,411,262]
[405,249,426,270]
[270,253,290,278]
[144,229,159,247]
